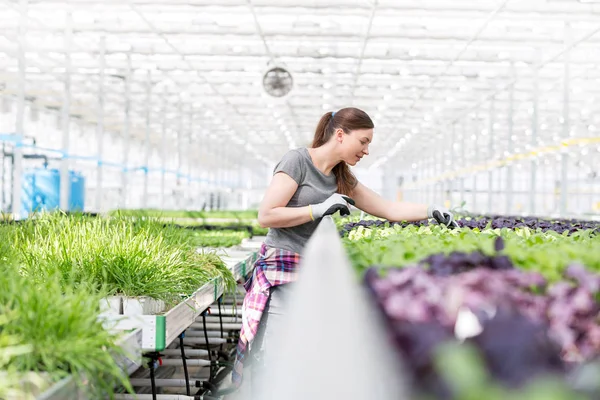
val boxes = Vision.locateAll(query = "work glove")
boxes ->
[310,193,355,220]
[427,204,457,228]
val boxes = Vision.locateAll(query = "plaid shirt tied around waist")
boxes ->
[232,243,301,387]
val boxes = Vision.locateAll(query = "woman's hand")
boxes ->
[427,205,457,228]
[310,193,355,220]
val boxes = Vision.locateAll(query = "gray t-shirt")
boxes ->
[264,147,337,255]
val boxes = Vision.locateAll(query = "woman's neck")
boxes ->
[308,144,340,176]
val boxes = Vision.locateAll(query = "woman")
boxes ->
[232,107,454,390]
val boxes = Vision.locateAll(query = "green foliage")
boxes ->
[333,213,384,229]
[343,224,600,281]
[251,224,269,236]
[110,209,258,221]
[112,208,269,239]
[183,230,250,248]
[0,266,132,397]
[0,313,49,400]
[431,343,591,400]
[11,213,235,302]
[0,212,246,397]
[0,224,18,268]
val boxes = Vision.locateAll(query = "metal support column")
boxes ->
[422,159,427,204]
[439,135,445,204]
[160,88,167,209]
[436,150,442,203]
[506,64,515,215]
[206,133,213,190]
[197,123,203,207]
[553,158,560,213]
[422,160,426,204]
[449,124,456,208]
[427,157,433,203]
[187,107,193,208]
[225,152,231,190]
[176,96,183,208]
[560,23,571,216]
[59,8,73,212]
[217,145,224,208]
[381,160,395,202]
[471,113,478,212]
[120,53,132,209]
[11,0,27,219]
[530,52,540,215]
[460,120,466,206]
[217,144,223,189]
[142,71,152,208]
[487,98,495,214]
[236,160,242,192]
[541,157,548,214]
[431,157,436,202]
[95,36,106,213]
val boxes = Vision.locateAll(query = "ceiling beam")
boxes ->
[3,27,600,48]
[18,0,600,20]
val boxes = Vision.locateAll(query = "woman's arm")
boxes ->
[257,172,313,228]
[351,182,428,222]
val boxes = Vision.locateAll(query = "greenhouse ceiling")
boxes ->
[1,0,599,170]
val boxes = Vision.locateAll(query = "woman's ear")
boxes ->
[336,129,344,143]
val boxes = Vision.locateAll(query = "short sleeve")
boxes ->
[273,149,305,185]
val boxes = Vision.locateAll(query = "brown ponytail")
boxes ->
[311,107,374,196]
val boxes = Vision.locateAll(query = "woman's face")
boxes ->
[337,128,373,166]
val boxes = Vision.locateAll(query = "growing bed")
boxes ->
[340,215,600,399]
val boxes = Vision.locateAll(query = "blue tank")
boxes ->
[69,172,85,212]
[21,169,86,217]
